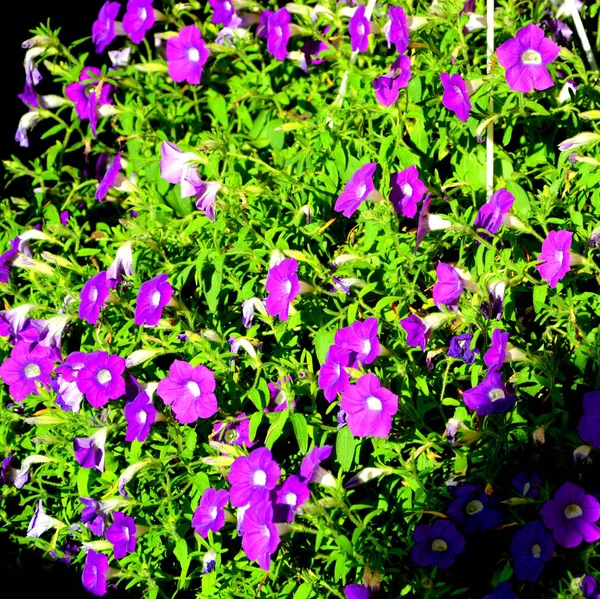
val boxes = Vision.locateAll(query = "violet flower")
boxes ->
[510,520,554,582]
[384,6,409,53]
[536,229,573,288]
[318,344,351,402]
[192,488,229,538]
[579,390,600,448]
[123,0,155,44]
[511,470,541,498]
[433,262,464,306]
[157,359,218,424]
[447,483,503,535]
[106,511,136,559]
[440,73,471,122]
[185,170,221,220]
[335,318,380,366]
[264,8,291,61]
[334,163,378,218]
[77,351,126,408]
[167,25,210,85]
[497,23,560,93]
[341,373,398,438]
[74,431,106,473]
[266,376,294,412]
[447,333,478,364]
[540,481,600,548]
[95,153,122,202]
[484,581,518,599]
[228,447,281,507]
[483,329,508,371]
[415,193,452,253]
[373,54,411,107]
[462,372,517,416]
[265,258,300,321]
[344,585,371,599]
[389,165,427,218]
[410,519,466,569]
[82,550,109,596]
[134,274,174,326]
[92,1,121,54]
[400,313,431,350]
[107,242,134,286]
[159,141,201,198]
[79,271,111,325]
[241,500,280,570]
[473,188,515,235]
[124,390,156,442]
[27,500,62,538]
[80,497,108,535]
[300,445,333,484]
[349,5,370,52]
[213,414,255,448]
[209,0,236,26]
[274,475,310,522]
[0,341,53,401]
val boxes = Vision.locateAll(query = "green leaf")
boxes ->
[293,582,313,599]
[336,425,355,471]
[291,412,308,454]
[314,327,335,365]
[533,285,547,313]
[205,253,224,313]
[174,538,191,589]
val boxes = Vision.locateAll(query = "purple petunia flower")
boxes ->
[540,481,600,548]
[510,520,554,582]
[209,0,236,26]
[349,5,370,52]
[265,258,300,321]
[384,6,409,53]
[107,242,134,286]
[541,15,573,47]
[228,447,281,507]
[240,500,280,570]
[0,341,54,401]
[389,165,427,218]
[157,360,218,424]
[0,304,38,343]
[410,519,466,569]
[266,376,295,412]
[77,351,126,408]
[341,373,398,438]
[106,511,136,559]
[82,550,109,596]
[92,1,121,54]
[483,329,508,371]
[401,314,431,351]
[95,153,122,202]
[192,488,229,538]
[496,23,560,93]
[159,141,201,198]
[344,585,371,599]
[511,470,541,498]
[335,318,380,366]
[134,274,174,326]
[300,445,333,483]
[124,389,156,442]
[447,333,479,364]
[433,262,464,306]
[334,163,378,218]
[185,170,221,221]
[474,188,515,235]
[74,430,107,472]
[263,8,291,61]
[462,372,517,416]
[167,25,210,85]
[373,54,412,107]
[536,230,573,288]
[582,575,600,599]
[318,344,352,402]
[579,390,600,448]
[484,581,518,599]
[274,475,310,522]
[213,414,255,448]
[80,497,109,535]
[440,73,471,122]
[123,0,155,44]
[447,483,503,535]
[79,271,111,325]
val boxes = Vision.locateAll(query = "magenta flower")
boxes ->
[92,1,121,54]
[536,230,573,288]
[240,500,280,570]
[433,262,464,306]
[473,188,515,235]
[497,23,560,93]
[384,6,409,53]
[265,258,300,321]
[80,497,108,535]
[349,5,370,52]
[209,0,236,26]
[462,372,517,416]
[157,359,218,424]
[440,73,471,122]
[334,163,378,218]
[335,318,380,366]
[318,344,351,402]
[274,475,310,522]
[483,329,509,372]
[0,341,53,401]
[228,447,281,507]
[74,430,106,472]
[390,165,427,218]
[76,351,126,408]
[185,170,221,221]
[400,314,431,350]
[540,481,600,548]
[82,550,109,597]
[264,8,291,61]
[134,274,174,326]
[124,390,156,442]
[341,373,398,438]
[579,391,600,448]
[167,25,210,85]
[123,0,155,44]
[95,153,122,202]
[300,445,332,483]
[106,511,136,559]
[192,488,229,538]
[373,54,411,107]
[79,271,110,325]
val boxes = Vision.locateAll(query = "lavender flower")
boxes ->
[124,390,156,442]
[27,499,62,537]
[400,312,448,350]
[123,0,155,44]
[79,271,111,324]
[106,511,136,559]
[74,430,107,472]
[95,153,122,202]
[159,141,201,198]
[462,372,517,416]
[341,373,398,438]
[433,262,464,306]
[540,481,600,548]
[373,54,411,107]
[228,447,281,507]
[240,500,280,570]
[440,73,471,122]
[318,344,351,402]
[0,341,54,401]
[349,5,370,52]
[473,189,515,235]
[389,165,427,218]
[77,351,126,408]
[483,329,508,371]
[92,1,121,54]
[510,520,554,582]
[134,274,174,326]
[537,230,573,288]
[82,550,109,596]
[167,25,210,85]
[447,483,503,534]
[157,359,218,424]
[410,520,466,568]
[447,333,478,364]
[334,163,378,217]
[384,6,409,53]
[265,258,300,321]
[192,488,229,538]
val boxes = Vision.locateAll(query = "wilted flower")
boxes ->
[134,274,174,326]
[167,25,210,85]
[300,445,333,484]
[266,377,294,412]
[80,497,109,535]
[447,333,479,364]
[411,520,466,568]
[334,163,379,218]
[92,1,121,54]
[213,414,255,448]
[123,0,155,44]
[496,23,560,93]
[462,372,517,416]
[558,132,600,152]
[202,550,217,574]
[511,520,554,581]
[536,230,573,288]
[389,165,426,218]
[265,258,300,321]
[74,429,107,472]
[107,242,133,286]
[415,194,452,253]
[400,312,448,351]
[440,73,471,122]
[106,511,136,559]
[349,5,370,52]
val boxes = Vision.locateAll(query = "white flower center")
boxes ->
[261,525,271,538]
[140,8,147,20]
[186,381,201,397]
[151,291,161,307]
[466,499,484,515]
[97,369,112,384]
[565,504,583,519]
[523,482,531,496]
[224,1,231,10]
[402,183,413,197]
[188,47,200,62]
[366,395,382,411]
[210,506,218,520]
[431,539,447,552]
[356,183,367,197]
[362,339,371,355]
[275,391,287,406]
[521,50,542,65]
[137,410,148,425]
[89,288,99,302]
[488,389,505,402]
[531,543,541,558]
[285,492,297,506]
[357,22,365,36]
[253,469,267,486]
[285,281,292,294]
[274,25,283,38]
[556,250,564,264]
[24,363,41,378]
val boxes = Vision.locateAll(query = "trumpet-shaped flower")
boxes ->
[384,6,409,53]
[79,271,111,324]
[92,1,121,54]
[440,73,471,122]
[389,165,426,218]
[265,258,300,321]
[349,5,370,52]
[82,550,109,596]
[0,341,54,401]
[167,25,210,85]
[240,500,280,570]
[411,520,466,569]
[537,230,573,288]
[229,447,281,507]
[334,163,378,218]
[433,262,464,306]
[192,488,229,538]
[123,0,155,44]
[134,274,174,326]
[373,54,412,107]
[510,520,554,582]
[106,511,137,559]
[474,188,515,235]
[462,372,517,416]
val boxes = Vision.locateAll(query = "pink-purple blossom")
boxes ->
[389,165,427,218]
[334,318,380,366]
[373,54,411,107]
[192,488,229,538]
[274,475,310,522]
[92,1,121,54]
[80,497,108,535]
[209,0,236,26]
[263,7,291,61]
[82,550,109,596]
[0,341,54,401]
[159,141,201,199]
[536,230,573,288]
[440,73,471,122]
[167,25,210,85]
[76,351,126,408]
[483,329,508,372]
[213,414,255,448]
[240,500,280,570]
[433,262,464,306]
[300,445,332,483]
[123,0,155,44]
[318,344,351,402]
[473,188,515,235]
[228,446,281,507]
[384,6,409,53]
[79,271,111,325]
[349,5,370,52]
[265,258,300,321]
[334,163,378,218]
[74,430,106,472]
[95,153,122,202]
[134,274,174,326]
[462,372,517,416]
[106,511,137,559]
[124,389,156,442]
